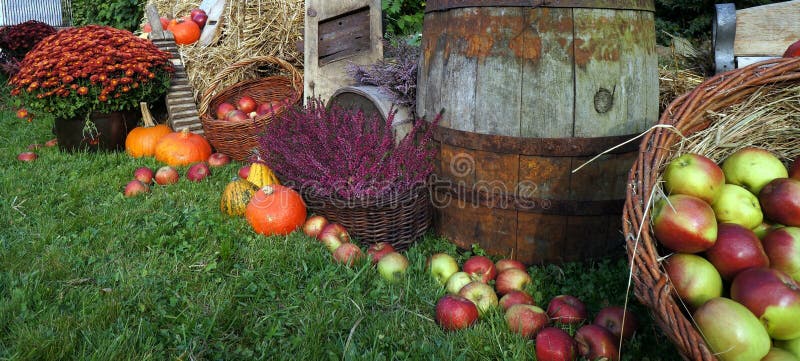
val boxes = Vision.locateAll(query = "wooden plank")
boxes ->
[199,0,226,46]
[520,7,574,138]
[734,0,800,56]
[318,8,371,65]
[440,8,477,133]
[474,7,523,137]
[618,10,658,133]
[419,10,448,124]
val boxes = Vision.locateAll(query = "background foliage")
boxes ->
[71,0,146,32]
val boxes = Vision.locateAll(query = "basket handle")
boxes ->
[198,55,303,116]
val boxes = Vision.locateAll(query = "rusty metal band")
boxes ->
[425,0,655,13]
[433,125,639,157]
[430,179,624,215]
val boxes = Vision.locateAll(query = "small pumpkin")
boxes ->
[220,177,259,216]
[167,18,200,45]
[126,102,172,158]
[246,162,280,187]
[246,184,307,236]
[154,129,212,166]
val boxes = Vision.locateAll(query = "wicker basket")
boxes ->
[623,56,800,361]
[302,185,433,250]
[198,56,302,161]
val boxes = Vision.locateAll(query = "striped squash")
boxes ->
[246,162,280,187]
[220,178,259,216]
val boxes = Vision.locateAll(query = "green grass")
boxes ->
[0,79,681,360]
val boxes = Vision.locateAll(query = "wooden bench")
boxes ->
[714,0,800,73]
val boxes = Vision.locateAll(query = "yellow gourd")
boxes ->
[246,162,280,187]
[220,178,259,216]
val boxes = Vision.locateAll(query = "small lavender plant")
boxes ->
[257,98,439,200]
[346,38,420,110]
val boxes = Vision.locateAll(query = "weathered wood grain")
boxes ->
[734,0,800,57]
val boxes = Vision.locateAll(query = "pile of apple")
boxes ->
[123,152,230,197]
[214,96,286,122]
[653,147,800,361]
[17,138,58,162]
[429,253,638,361]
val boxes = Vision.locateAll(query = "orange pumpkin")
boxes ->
[167,18,200,45]
[245,185,307,236]
[154,129,212,166]
[126,103,172,157]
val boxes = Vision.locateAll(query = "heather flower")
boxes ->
[257,98,439,200]
[346,38,419,110]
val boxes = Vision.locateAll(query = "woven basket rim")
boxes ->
[299,183,430,209]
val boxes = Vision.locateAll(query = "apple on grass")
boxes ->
[462,255,497,283]
[427,253,459,286]
[651,194,718,253]
[711,184,763,229]
[504,304,549,339]
[664,253,723,309]
[495,258,526,273]
[593,306,639,341]
[366,242,395,265]
[302,215,328,239]
[775,337,800,359]
[535,327,577,361]
[17,151,37,162]
[435,295,479,331]
[238,164,251,179]
[445,271,472,295]
[186,162,210,182]
[155,166,179,185]
[499,290,536,311]
[546,295,588,325]
[574,324,619,361]
[731,267,800,340]
[495,268,532,296]
[704,223,769,281]
[694,297,771,361]
[663,152,725,204]
[133,166,154,184]
[207,153,231,167]
[458,281,498,316]
[722,147,788,195]
[332,242,363,267]
[763,227,800,282]
[762,348,800,361]
[318,223,350,253]
[124,179,150,197]
[760,178,800,227]
[376,252,408,283]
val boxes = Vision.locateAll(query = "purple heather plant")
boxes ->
[346,38,419,110]
[257,98,439,200]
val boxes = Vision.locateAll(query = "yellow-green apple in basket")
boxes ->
[651,194,718,253]
[775,337,800,359]
[762,227,800,282]
[731,267,800,340]
[711,184,763,229]
[762,348,800,361]
[693,297,771,361]
[662,153,725,203]
[759,178,800,227]
[705,223,770,281]
[664,253,723,309]
[721,147,788,195]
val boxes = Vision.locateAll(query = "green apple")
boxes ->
[711,184,763,229]
[721,147,788,195]
[664,253,723,309]
[445,271,472,294]
[427,253,459,286]
[775,337,800,359]
[762,347,800,361]
[693,297,771,361]
[663,153,726,203]
[376,252,409,283]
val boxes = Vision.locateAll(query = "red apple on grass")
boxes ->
[593,306,639,341]
[302,215,328,239]
[664,253,723,309]
[762,227,800,282]
[693,297,771,361]
[704,223,769,281]
[462,255,497,283]
[535,327,577,361]
[216,102,236,119]
[722,147,788,195]
[238,164,251,179]
[332,242,363,266]
[427,253,459,286]
[319,223,350,252]
[574,324,619,361]
[17,151,37,162]
[186,162,210,182]
[651,194,718,253]
[44,138,58,147]
[366,242,395,264]
[237,95,258,113]
[546,295,588,325]
[495,258,526,273]
[376,252,409,283]
[504,304,549,339]
[133,166,154,184]
[435,295,479,331]
[458,281,498,316]
[124,179,150,197]
[155,166,179,185]
[445,271,472,295]
[499,290,536,311]
[662,152,725,204]
[495,268,532,296]
[762,348,800,361]
[731,267,800,340]
[760,178,800,227]
[207,153,231,167]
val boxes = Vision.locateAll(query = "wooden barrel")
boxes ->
[418,0,658,264]
[328,85,414,143]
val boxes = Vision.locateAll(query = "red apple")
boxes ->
[593,306,639,341]
[190,8,208,28]
[256,100,285,117]
[186,162,210,182]
[225,109,249,122]
[651,194,718,253]
[760,178,800,227]
[505,304,549,339]
[546,295,588,325]
[705,223,769,281]
[366,242,395,264]
[427,253,459,286]
[763,227,800,282]
[731,267,800,340]
[216,102,236,120]
[462,255,497,283]
[499,290,536,311]
[664,253,723,309]
[44,138,58,147]
[302,215,328,239]
[663,153,726,204]
[207,153,231,167]
[238,164,251,179]
[495,268,532,296]
[154,166,179,185]
[495,258,526,273]
[458,281,499,316]
[435,294,479,331]
[332,242,363,267]
[237,95,258,113]
[694,297,772,361]
[784,39,800,58]
[445,271,472,295]
[574,325,619,361]
[319,223,350,252]
[535,327,577,361]
[376,252,409,283]
[124,179,150,197]
[133,166,154,184]
[16,151,37,162]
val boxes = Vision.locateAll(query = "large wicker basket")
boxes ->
[198,56,302,161]
[623,56,800,360]
[302,185,433,251]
